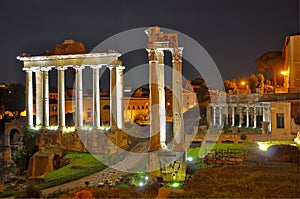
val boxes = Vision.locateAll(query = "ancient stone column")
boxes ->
[231,106,235,126]
[219,107,222,126]
[246,107,249,128]
[41,68,50,127]
[147,49,161,151]
[239,107,243,127]
[212,106,216,126]
[57,68,66,130]
[157,50,167,149]
[74,66,84,129]
[253,107,257,128]
[109,65,118,130]
[262,104,271,133]
[25,69,33,127]
[91,65,101,129]
[116,65,125,129]
[35,70,43,126]
[172,47,184,151]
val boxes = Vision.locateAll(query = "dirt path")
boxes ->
[155,187,184,199]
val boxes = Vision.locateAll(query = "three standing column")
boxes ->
[42,67,51,127]
[116,65,125,129]
[35,70,43,126]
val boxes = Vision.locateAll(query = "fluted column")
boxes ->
[212,106,216,126]
[91,65,101,129]
[74,66,84,129]
[35,70,43,126]
[239,107,243,127]
[157,50,167,149]
[253,107,257,128]
[41,67,51,127]
[147,49,161,151]
[25,69,33,127]
[57,68,66,130]
[246,107,249,127]
[116,65,125,129]
[219,107,222,126]
[109,65,118,130]
[172,47,184,151]
[231,106,235,126]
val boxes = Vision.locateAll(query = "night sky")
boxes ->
[0,0,298,90]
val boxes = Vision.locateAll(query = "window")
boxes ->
[137,106,140,110]
[142,106,144,109]
[128,106,130,110]
[52,106,57,112]
[277,113,284,128]
[132,106,135,110]
[87,112,91,118]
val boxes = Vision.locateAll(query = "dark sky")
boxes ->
[0,0,299,89]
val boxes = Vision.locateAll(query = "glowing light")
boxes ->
[20,110,26,117]
[257,142,268,151]
[167,102,170,106]
[139,182,144,187]
[281,71,288,75]
[145,176,149,180]
[170,182,180,188]
[240,81,246,86]
[187,157,193,162]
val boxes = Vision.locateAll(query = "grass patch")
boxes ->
[36,152,107,189]
[170,163,300,198]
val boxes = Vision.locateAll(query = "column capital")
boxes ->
[40,66,53,72]
[116,65,125,71]
[90,64,103,69]
[172,47,183,62]
[56,66,68,71]
[73,65,85,70]
[146,49,159,62]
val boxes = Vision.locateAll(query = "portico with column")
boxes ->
[17,52,124,131]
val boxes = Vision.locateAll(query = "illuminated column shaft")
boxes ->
[239,107,243,127]
[109,65,118,130]
[246,107,249,127]
[231,106,235,126]
[116,66,125,129]
[157,50,167,148]
[212,106,216,126]
[225,107,229,125]
[263,105,271,132]
[35,70,43,126]
[58,68,66,129]
[25,70,33,127]
[42,68,50,127]
[219,107,222,126]
[92,65,101,129]
[172,47,184,151]
[147,49,161,151]
[75,66,84,129]
[253,107,257,128]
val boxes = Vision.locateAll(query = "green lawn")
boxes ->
[43,152,106,179]
[170,163,300,198]
[187,142,259,160]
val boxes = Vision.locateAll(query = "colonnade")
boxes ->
[208,103,271,131]
[18,53,124,131]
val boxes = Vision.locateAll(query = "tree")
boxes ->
[256,73,265,88]
[224,79,237,93]
[248,74,259,92]
[255,51,284,86]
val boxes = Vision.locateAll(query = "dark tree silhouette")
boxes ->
[255,51,284,86]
